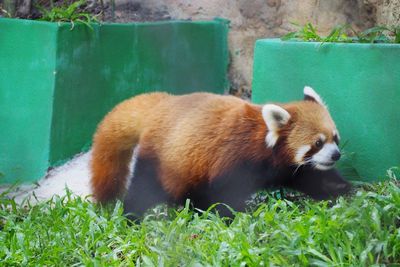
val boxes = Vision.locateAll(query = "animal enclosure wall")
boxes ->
[0,18,228,183]
[252,39,400,182]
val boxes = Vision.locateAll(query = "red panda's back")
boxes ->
[138,93,267,197]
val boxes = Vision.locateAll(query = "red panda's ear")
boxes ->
[262,104,291,147]
[303,86,327,108]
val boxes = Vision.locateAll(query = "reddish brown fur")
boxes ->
[91,92,169,202]
[91,92,337,202]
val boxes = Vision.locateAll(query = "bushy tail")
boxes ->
[90,93,168,203]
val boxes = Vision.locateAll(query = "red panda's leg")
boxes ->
[284,167,352,199]
[187,161,276,218]
[123,154,172,219]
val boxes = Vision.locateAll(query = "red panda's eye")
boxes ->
[315,140,323,148]
[334,135,339,145]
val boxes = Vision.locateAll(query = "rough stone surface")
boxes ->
[372,0,400,25]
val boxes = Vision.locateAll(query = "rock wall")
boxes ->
[49,0,400,97]
[373,0,400,26]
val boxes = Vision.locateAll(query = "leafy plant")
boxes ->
[0,6,12,18]
[36,0,99,29]
[282,23,400,44]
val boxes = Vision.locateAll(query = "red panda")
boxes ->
[91,86,351,217]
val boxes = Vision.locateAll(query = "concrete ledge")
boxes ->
[252,39,400,181]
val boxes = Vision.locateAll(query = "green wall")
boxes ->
[252,39,400,181]
[0,20,57,184]
[0,18,229,183]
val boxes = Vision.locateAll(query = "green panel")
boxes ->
[252,39,400,181]
[135,20,229,93]
[49,19,229,165]
[49,24,138,165]
[0,19,57,183]
[0,18,228,183]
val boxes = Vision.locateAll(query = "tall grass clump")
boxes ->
[36,0,99,28]
[282,23,400,44]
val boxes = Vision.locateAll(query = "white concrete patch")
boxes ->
[1,150,139,204]
[0,152,93,204]
[0,149,139,204]
[0,150,139,204]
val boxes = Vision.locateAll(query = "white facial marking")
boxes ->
[303,86,327,108]
[315,163,333,171]
[318,133,326,142]
[262,104,291,148]
[295,145,311,163]
[312,142,340,170]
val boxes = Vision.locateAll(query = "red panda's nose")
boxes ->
[331,150,341,161]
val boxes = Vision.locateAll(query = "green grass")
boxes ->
[1,178,399,266]
[36,0,99,28]
[282,23,400,44]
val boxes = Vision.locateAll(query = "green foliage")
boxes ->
[1,177,399,265]
[0,6,12,18]
[36,0,99,28]
[282,23,400,44]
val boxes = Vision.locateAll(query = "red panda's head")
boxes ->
[262,86,341,170]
